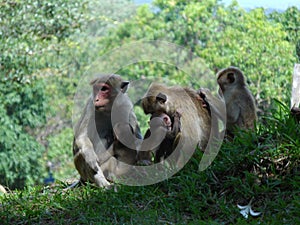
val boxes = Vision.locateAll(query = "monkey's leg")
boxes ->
[74,138,111,188]
[100,155,134,182]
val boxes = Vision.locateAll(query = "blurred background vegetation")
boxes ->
[0,0,299,190]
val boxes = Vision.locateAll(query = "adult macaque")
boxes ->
[217,67,257,135]
[137,83,215,166]
[73,74,141,187]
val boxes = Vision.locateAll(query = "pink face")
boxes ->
[160,113,172,129]
[151,112,172,131]
[93,83,111,111]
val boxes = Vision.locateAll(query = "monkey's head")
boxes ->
[142,84,178,128]
[142,92,168,114]
[90,74,129,112]
[217,66,245,92]
[150,112,173,131]
[142,91,177,118]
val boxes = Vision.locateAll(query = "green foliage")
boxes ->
[269,6,300,44]
[0,0,87,189]
[0,103,45,189]
[45,128,76,181]
[0,0,87,79]
[0,78,46,128]
[101,0,297,108]
[269,7,300,63]
[0,103,299,223]
[201,6,295,105]
[0,2,299,224]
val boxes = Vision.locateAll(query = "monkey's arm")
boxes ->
[73,101,111,187]
[226,102,241,125]
[169,111,181,137]
[136,129,153,164]
[137,119,168,165]
[198,88,226,120]
[100,122,139,179]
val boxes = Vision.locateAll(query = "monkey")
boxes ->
[137,83,215,167]
[72,74,141,187]
[137,110,181,165]
[216,66,257,136]
[291,106,300,122]
[153,111,182,163]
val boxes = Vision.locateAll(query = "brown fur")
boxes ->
[217,67,257,135]
[73,74,141,187]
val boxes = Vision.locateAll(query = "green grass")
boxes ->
[0,102,299,224]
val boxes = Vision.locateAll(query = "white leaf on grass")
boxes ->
[237,199,262,219]
[249,208,262,217]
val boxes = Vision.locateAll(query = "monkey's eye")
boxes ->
[101,86,109,91]
[227,73,235,83]
[156,92,167,103]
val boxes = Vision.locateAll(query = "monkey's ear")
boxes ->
[120,81,130,93]
[90,78,98,85]
[156,92,167,103]
[227,73,235,83]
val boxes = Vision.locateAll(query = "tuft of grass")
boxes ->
[0,101,299,224]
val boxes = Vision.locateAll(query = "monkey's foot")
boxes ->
[94,172,112,188]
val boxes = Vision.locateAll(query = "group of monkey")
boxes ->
[72,66,257,188]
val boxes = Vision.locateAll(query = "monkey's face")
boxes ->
[91,75,130,113]
[142,92,178,134]
[142,92,176,115]
[92,82,113,112]
[150,112,172,131]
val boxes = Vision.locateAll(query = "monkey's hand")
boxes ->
[173,110,182,119]
[169,110,181,136]
[197,89,211,111]
[172,132,182,150]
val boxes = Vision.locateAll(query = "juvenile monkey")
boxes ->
[152,111,181,163]
[137,110,181,165]
[217,67,257,135]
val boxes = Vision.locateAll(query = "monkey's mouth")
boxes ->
[94,99,109,111]
[95,105,105,111]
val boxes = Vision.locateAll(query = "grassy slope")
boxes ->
[0,103,299,224]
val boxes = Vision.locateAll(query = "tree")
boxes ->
[0,0,86,189]
[101,0,296,108]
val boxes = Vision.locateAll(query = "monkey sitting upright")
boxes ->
[137,83,213,167]
[73,74,141,187]
[216,66,257,136]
